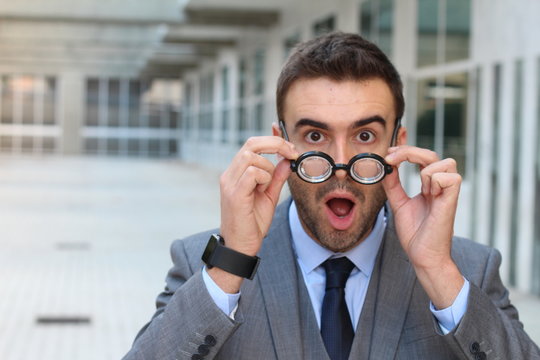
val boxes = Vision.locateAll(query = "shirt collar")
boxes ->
[289,200,386,277]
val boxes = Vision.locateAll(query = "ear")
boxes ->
[396,126,407,146]
[272,122,281,137]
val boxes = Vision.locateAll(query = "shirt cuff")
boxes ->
[430,278,470,334]
[202,266,241,319]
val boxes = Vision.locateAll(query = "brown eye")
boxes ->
[306,131,324,143]
[357,131,375,143]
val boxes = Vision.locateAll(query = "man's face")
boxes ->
[277,77,403,252]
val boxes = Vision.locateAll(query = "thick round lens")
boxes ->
[351,158,385,184]
[298,156,332,183]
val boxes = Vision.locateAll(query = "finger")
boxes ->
[430,172,462,199]
[225,150,276,185]
[420,158,458,196]
[242,136,298,160]
[382,166,409,212]
[385,145,439,170]
[263,158,291,203]
[236,165,273,196]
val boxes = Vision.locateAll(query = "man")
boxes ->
[124,32,540,359]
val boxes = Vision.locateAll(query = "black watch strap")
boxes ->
[202,234,260,280]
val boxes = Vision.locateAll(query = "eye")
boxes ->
[357,130,375,143]
[305,130,325,143]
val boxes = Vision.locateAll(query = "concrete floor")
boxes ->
[0,155,538,359]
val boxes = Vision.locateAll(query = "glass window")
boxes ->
[20,76,35,125]
[148,103,161,128]
[85,78,100,126]
[106,138,120,155]
[21,136,33,152]
[254,50,265,96]
[43,77,56,126]
[168,139,178,156]
[108,79,120,127]
[239,59,247,99]
[313,15,335,37]
[148,139,160,156]
[417,0,439,67]
[221,109,229,143]
[416,77,437,152]
[128,80,141,128]
[127,138,139,155]
[445,0,471,63]
[237,105,248,145]
[255,102,264,133]
[198,74,214,141]
[221,66,229,102]
[442,72,468,174]
[416,73,468,175]
[42,137,56,153]
[283,32,301,59]
[0,135,12,150]
[360,0,394,57]
[417,0,470,67]
[1,76,14,124]
[84,137,99,154]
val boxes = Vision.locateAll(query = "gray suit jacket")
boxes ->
[124,199,540,359]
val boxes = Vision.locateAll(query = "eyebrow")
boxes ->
[294,115,387,132]
[351,115,387,129]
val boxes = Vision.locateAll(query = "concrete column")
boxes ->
[59,72,85,155]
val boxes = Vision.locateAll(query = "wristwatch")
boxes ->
[202,234,260,280]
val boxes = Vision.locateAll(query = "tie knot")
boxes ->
[323,257,355,289]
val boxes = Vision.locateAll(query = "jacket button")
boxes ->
[470,341,480,353]
[474,352,486,360]
[198,344,210,356]
[205,335,217,346]
[191,355,203,360]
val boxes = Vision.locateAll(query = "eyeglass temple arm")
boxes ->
[279,120,290,141]
[391,118,401,147]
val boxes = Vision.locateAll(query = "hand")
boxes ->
[382,145,464,308]
[219,136,298,257]
[209,136,297,293]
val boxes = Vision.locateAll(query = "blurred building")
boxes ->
[1,0,539,295]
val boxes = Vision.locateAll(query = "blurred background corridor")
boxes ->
[1,0,540,358]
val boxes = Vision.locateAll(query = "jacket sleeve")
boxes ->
[122,237,244,360]
[442,247,540,359]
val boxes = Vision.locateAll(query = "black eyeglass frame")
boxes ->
[279,119,401,185]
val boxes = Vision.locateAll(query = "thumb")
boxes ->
[382,167,409,211]
[265,159,291,204]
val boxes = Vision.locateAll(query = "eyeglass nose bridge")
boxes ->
[333,163,349,173]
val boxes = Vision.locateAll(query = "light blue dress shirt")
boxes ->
[202,200,469,334]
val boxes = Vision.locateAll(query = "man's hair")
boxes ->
[276,32,404,125]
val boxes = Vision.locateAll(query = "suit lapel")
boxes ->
[351,208,417,359]
[256,200,307,360]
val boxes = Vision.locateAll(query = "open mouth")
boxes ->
[326,198,355,218]
[324,194,357,231]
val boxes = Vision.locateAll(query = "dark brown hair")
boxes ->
[276,32,404,125]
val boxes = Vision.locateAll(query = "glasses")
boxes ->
[280,120,399,185]
[290,150,392,184]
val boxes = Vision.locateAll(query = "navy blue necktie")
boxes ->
[321,257,355,360]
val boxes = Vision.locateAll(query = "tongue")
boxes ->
[327,198,354,217]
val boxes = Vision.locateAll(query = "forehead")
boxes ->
[283,77,396,126]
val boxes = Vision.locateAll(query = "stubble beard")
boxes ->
[288,176,387,253]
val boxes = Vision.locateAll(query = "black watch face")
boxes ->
[202,235,219,263]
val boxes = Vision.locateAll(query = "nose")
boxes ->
[331,140,353,180]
